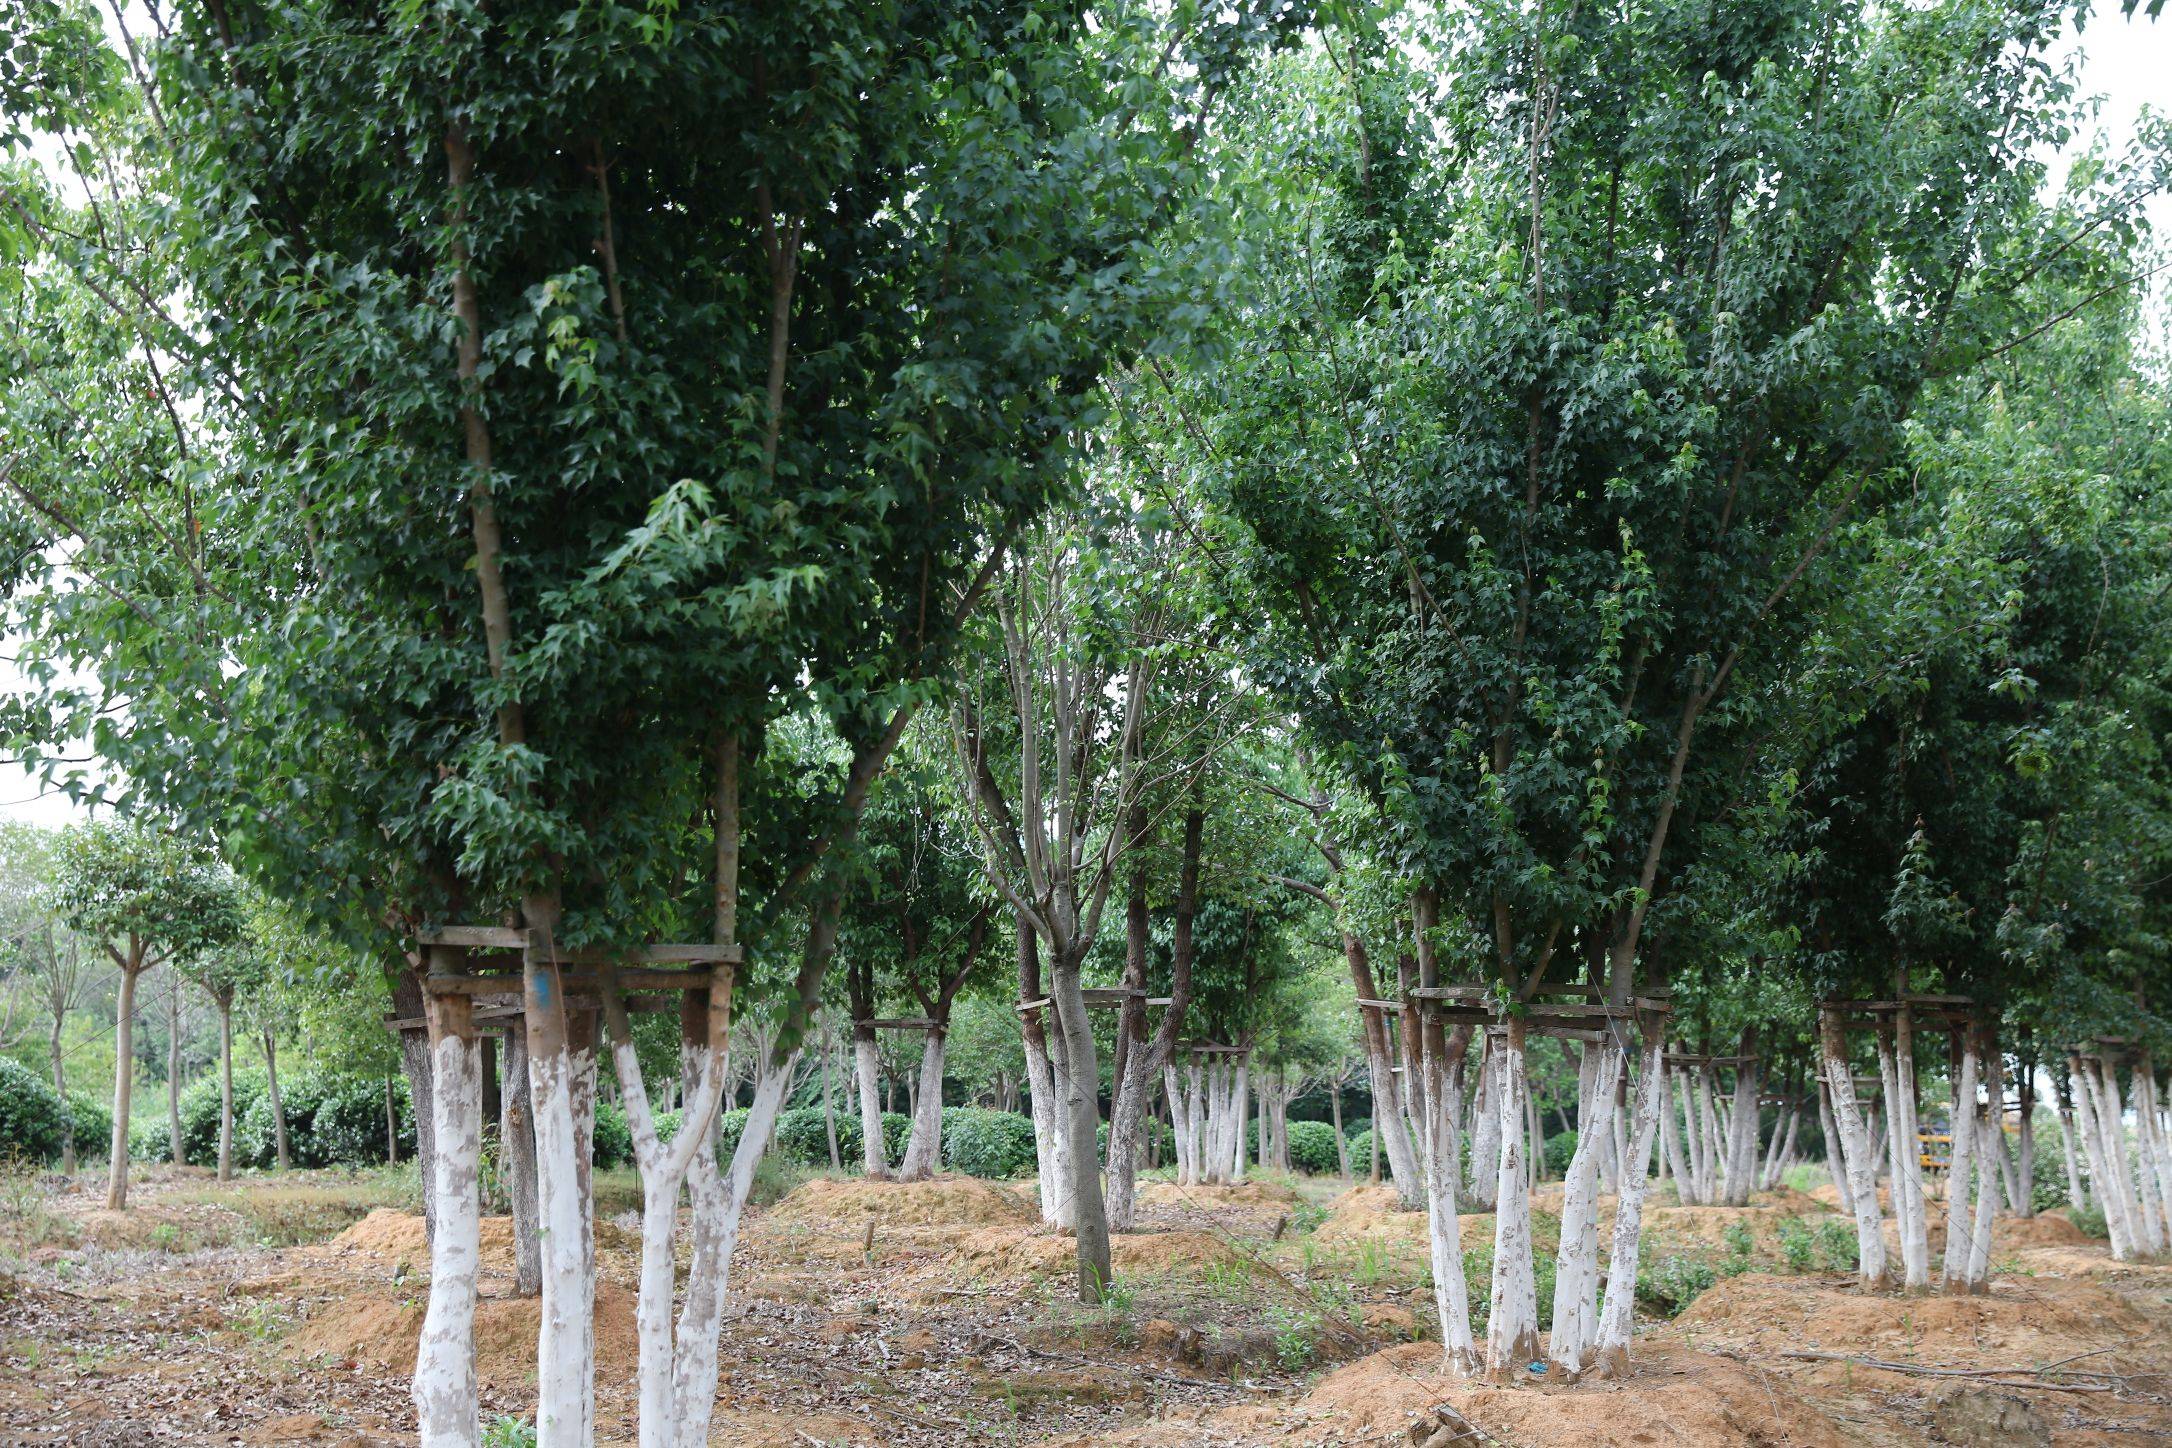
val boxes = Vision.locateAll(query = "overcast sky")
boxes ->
[2,11,2166,831]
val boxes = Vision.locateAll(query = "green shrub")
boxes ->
[1814,1218,1859,1271]
[590,1100,633,1168]
[63,1091,111,1160]
[1342,1117,1371,1141]
[1635,1254,1717,1316]
[0,1057,71,1164]
[2068,1201,2108,1240]
[304,1075,416,1166]
[1345,1127,1398,1180]
[1542,1128,1578,1177]
[1776,1215,1814,1271]
[772,1105,887,1166]
[1286,1120,1342,1174]
[942,1108,1038,1179]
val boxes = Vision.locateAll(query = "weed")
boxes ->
[1267,1302,1317,1371]
[1814,1218,1859,1272]
[1634,1253,1717,1316]
[1776,1216,1814,1272]
[482,1416,537,1448]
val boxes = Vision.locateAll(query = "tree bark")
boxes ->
[413,985,481,1448]
[897,1028,947,1180]
[1049,953,1112,1302]
[1820,1009,1889,1288]
[167,983,185,1168]
[52,1017,74,1174]
[501,1019,542,1297]
[106,960,142,1210]
[853,1028,889,1178]
[1591,1030,1665,1379]
[216,995,235,1181]
[263,1030,290,1171]
[1484,1019,1540,1378]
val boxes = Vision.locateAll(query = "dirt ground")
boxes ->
[2,1163,2168,1446]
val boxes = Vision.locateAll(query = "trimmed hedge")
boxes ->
[1346,1127,1394,1180]
[1542,1128,1579,1177]
[0,1057,70,1164]
[942,1107,1037,1179]
[1286,1119,1342,1174]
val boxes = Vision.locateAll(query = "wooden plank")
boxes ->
[1145,997,1174,1007]
[860,1017,936,1031]
[1016,997,1050,1013]
[1406,985,1492,1002]
[1354,998,1404,1013]
[1529,1026,1608,1043]
[1183,1043,1250,1054]
[419,925,530,949]
[545,943,742,966]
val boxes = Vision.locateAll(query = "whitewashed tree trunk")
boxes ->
[1892,1010,1931,1289]
[669,1052,795,1448]
[2070,1055,2132,1259]
[1418,1031,1476,1373]
[1592,1032,1664,1379]
[1963,1046,2002,1290]
[1466,1047,1500,1210]
[1719,1057,1760,1207]
[1365,1032,1423,1208]
[1820,1014,1889,1287]
[1876,1033,1924,1288]
[1024,1023,1071,1226]
[1163,1066,1194,1185]
[2098,1058,2159,1255]
[1661,1067,1692,1202]
[414,1006,482,1448]
[1549,1042,1620,1375]
[897,1028,946,1181]
[1942,1039,1982,1290]
[854,1032,889,1178]
[529,1026,590,1447]
[1229,1060,1250,1183]
[1484,1024,1540,1378]
[2136,1061,2172,1246]
[2057,1093,2088,1213]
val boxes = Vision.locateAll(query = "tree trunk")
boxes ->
[1591,1030,1665,1380]
[1549,1040,1621,1375]
[821,1021,841,1171]
[527,965,594,1445]
[51,1018,74,1175]
[167,984,185,1168]
[1720,1049,1759,1207]
[1484,1020,1540,1379]
[1820,1009,1889,1288]
[853,1028,888,1178]
[1942,1034,1981,1290]
[1049,955,1112,1302]
[263,1030,291,1171]
[216,996,235,1182]
[1961,1029,2003,1291]
[501,1018,542,1297]
[2069,1053,2131,1259]
[393,967,437,1239]
[1419,1024,1476,1373]
[2056,1086,2086,1213]
[412,988,481,1448]
[1818,1075,1854,1220]
[897,1028,947,1181]
[106,963,141,1210]
[1330,1076,1349,1180]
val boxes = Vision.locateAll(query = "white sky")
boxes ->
[2,12,2167,833]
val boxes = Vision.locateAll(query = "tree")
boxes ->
[0,823,97,1171]
[1155,0,2123,1377]
[48,820,240,1208]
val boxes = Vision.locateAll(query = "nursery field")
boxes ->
[4,1165,2168,1447]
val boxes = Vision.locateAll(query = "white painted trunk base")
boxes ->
[413,1030,481,1448]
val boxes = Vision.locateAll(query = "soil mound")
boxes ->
[1674,1271,2148,1360]
[326,1208,516,1270]
[1755,1184,1834,1214]
[290,1279,637,1389]
[950,1226,1267,1281]
[1313,1184,1498,1251]
[1300,1340,1847,1447]
[765,1175,1033,1229]
[1137,1178,1298,1209]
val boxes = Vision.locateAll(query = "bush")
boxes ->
[295,1075,415,1167]
[1542,1128,1578,1177]
[1286,1120,1342,1174]
[0,1057,70,1164]
[1345,1128,1394,1180]
[943,1108,1038,1179]
[2068,1201,2108,1240]
[772,1105,881,1166]
[1342,1117,1371,1141]
[63,1091,111,1160]
[590,1100,633,1168]
[1635,1254,1718,1316]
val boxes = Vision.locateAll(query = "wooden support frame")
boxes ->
[858,1017,937,1031]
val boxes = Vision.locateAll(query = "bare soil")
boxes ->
[3,1164,2168,1446]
